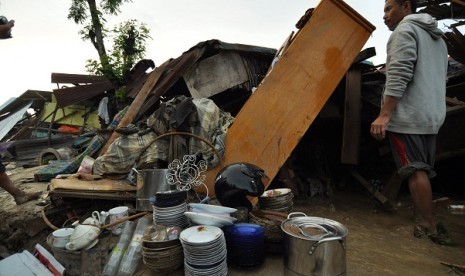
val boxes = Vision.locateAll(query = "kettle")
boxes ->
[65,219,101,251]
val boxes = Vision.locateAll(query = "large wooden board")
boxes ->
[50,178,136,192]
[201,0,375,198]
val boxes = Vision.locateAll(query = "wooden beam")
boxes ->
[51,73,111,84]
[341,66,363,165]
[446,96,465,106]
[347,167,393,210]
[446,104,465,115]
[352,47,376,65]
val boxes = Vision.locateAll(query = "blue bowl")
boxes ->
[224,223,265,237]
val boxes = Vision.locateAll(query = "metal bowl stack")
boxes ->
[141,225,184,273]
[258,188,294,213]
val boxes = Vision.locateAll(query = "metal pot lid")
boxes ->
[281,216,348,240]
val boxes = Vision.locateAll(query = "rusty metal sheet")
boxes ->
[53,82,115,108]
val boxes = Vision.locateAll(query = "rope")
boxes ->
[41,204,59,231]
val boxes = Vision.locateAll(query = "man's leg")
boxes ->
[408,170,434,230]
[0,172,41,205]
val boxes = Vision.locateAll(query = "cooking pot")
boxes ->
[281,212,348,276]
[133,168,175,211]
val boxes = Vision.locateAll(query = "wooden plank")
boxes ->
[439,261,465,273]
[50,190,135,201]
[51,73,111,84]
[347,167,393,210]
[446,104,465,115]
[352,47,376,65]
[341,66,363,165]
[446,96,465,106]
[199,0,375,199]
[50,178,136,192]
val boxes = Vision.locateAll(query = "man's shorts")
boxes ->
[387,132,437,179]
[0,156,5,174]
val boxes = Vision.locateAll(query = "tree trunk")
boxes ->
[87,0,118,85]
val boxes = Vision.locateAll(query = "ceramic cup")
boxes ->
[49,228,74,248]
[109,206,129,235]
[65,224,100,251]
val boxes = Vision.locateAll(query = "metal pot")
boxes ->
[281,212,348,276]
[134,169,175,211]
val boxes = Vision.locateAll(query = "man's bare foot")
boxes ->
[14,191,42,205]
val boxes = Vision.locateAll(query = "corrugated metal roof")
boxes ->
[53,81,114,108]
[52,73,115,107]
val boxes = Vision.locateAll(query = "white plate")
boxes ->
[189,203,237,214]
[184,212,236,227]
[260,188,292,198]
[180,225,223,244]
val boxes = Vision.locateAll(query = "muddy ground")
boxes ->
[0,164,464,275]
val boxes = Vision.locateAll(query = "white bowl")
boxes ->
[184,211,236,227]
[188,203,237,214]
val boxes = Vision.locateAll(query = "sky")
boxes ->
[0,0,401,106]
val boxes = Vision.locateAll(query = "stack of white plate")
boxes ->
[258,188,294,213]
[180,225,228,276]
[153,202,190,229]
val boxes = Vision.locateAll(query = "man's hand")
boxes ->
[370,95,399,140]
[370,115,389,140]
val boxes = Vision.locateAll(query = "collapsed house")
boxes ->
[0,0,464,275]
[0,0,463,205]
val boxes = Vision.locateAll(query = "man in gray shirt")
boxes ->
[371,0,452,245]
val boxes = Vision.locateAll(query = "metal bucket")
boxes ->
[135,169,175,211]
[281,212,348,276]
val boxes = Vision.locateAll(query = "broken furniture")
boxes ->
[200,0,376,200]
